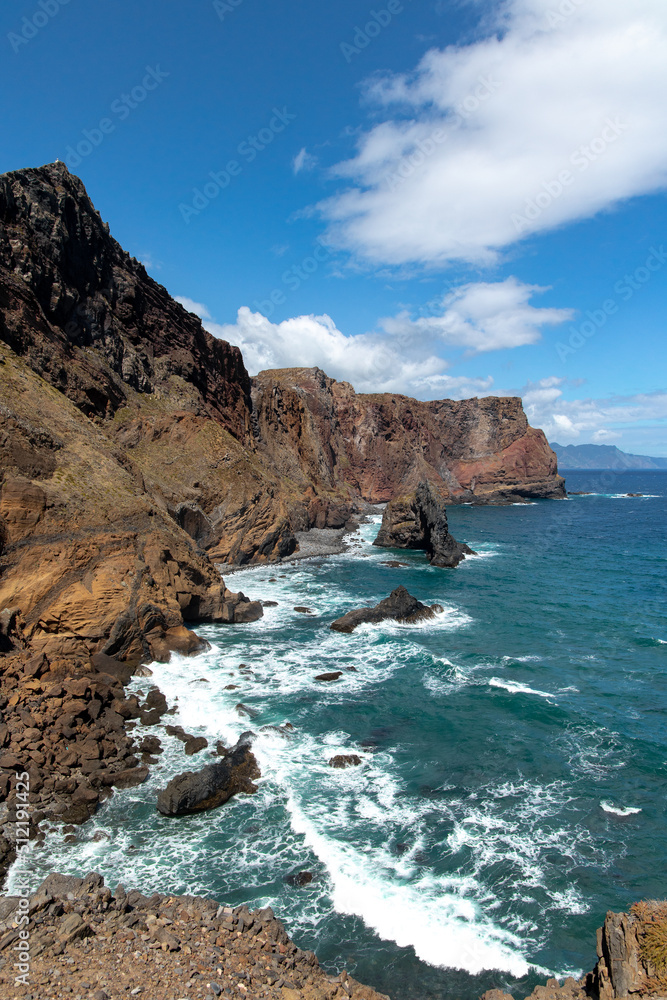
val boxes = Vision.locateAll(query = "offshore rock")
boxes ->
[373,480,475,567]
[156,736,260,816]
[330,585,443,633]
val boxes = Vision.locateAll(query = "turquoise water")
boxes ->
[11,471,667,1000]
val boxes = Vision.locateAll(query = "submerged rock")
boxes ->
[284,871,314,887]
[156,736,260,816]
[330,586,443,634]
[315,671,343,682]
[373,480,474,567]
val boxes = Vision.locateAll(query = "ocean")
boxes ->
[9,471,667,1000]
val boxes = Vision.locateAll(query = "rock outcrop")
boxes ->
[373,480,475,567]
[0,871,389,999]
[252,366,566,510]
[587,902,667,999]
[480,901,667,1000]
[156,735,260,816]
[0,646,167,881]
[330,586,443,633]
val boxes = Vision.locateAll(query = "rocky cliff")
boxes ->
[252,367,565,513]
[0,162,564,665]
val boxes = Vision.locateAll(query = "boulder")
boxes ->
[156,736,260,816]
[373,480,474,567]
[330,586,443,634]
[329,755,362,768]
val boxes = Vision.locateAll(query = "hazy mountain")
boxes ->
[551,442,667,470]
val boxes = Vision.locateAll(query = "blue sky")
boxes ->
[1,0,666,454]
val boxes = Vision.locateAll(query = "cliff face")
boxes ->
[252,367,564,509]
[0,162,563,663]
[0,162,251,437]
[0,163,274,663]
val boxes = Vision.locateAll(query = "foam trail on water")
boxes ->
[488,678,554,699]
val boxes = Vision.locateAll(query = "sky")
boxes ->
[1,0,666,454]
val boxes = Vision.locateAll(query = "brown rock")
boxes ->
[156,737,260,816]
[373,480,475,567]
[107,766,149,789]
[329,755,362,768]
[330,586,443,633]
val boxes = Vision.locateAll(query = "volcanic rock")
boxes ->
[329,755,362,768]
[0,871,389,1000]
[330,586,443,633]
[156,736,260,816]
[315,672,343,682]
[252,366,566,509]
[374,480,474,567]
[587,902,667,1000]
[284,871,314,887]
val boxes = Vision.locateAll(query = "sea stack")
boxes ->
[373,480,475,567]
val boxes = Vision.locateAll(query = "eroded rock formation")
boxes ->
[330,585,443,633]
[373,480,475,567]
[588,903,667,1000]
[156,735,260,816]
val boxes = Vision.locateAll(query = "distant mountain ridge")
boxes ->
[551,442,667,470]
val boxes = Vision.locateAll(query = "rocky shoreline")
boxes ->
[0,161,661,1000]
[0,871,389,999]
[1,864,665,1000]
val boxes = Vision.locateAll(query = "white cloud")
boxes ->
[204,305,494,398]
[522,377,667,446]
[293,147,318,175]
[380,277,573,354]
[320,0,667,266]
[174,296,212,320]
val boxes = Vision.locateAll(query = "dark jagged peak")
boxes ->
[0,162,251,438]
